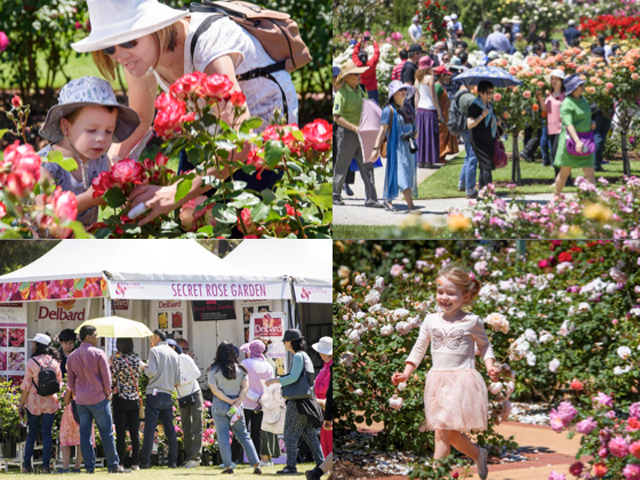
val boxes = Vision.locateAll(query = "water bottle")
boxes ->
[227,406,237,418]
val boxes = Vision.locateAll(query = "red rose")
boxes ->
[75,21,82,29]
[181,112,197,123]
[558,251,573,263]
[110,159,147,193]
[302,119,332,152]
[143,158,155,171]
[569,462,583,477]
[179,72,203,95]
[154,96,187,138]
[246,148,266,180]
[92,171,115,198]
[538,259,549,268]
[0,202,5,219]
[11,95,22,108]
[240,208,252,227]
[285,203,301,216]
[51,187,78,223]
[570,379,583,390]
[230,90,246,107]
[201,73,234,101]
[262,124,301,154]
[593,463,607,477]
[155,92,172,110]
[155,152,169,167]
[627,417,640,432]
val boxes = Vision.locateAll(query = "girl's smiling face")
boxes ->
[436,275,471,315]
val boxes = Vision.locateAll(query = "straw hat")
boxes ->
[337,60,369,83]
[511,16,522,24]
[72,0,188,53]
[39,77,141,144]
[501,17,511,25]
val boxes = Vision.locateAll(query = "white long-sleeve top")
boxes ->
[176,353,201,398]
[406,313,495,370]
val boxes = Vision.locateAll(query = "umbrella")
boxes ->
[454,66,522,87]
[75,316,154,338]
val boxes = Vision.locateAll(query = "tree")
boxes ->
[0,241,60,274]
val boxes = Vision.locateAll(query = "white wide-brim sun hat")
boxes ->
[72,0,188,53]
[312,336,333,355]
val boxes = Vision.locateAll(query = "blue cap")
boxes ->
[166,338,183,354]
[333,66,341,78]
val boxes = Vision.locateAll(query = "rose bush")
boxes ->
[334,239,640,457]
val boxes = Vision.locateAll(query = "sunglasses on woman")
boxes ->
[102,39,138,56]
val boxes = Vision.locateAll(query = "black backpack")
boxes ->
[447,90,475,136]
[32,357,60,397]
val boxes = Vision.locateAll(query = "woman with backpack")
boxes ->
[72,0,300,226]
[19,334,63,474]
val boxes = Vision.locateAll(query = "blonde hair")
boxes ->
[91,24,178,80]
[437,263,482,304]
[415,68,433,83]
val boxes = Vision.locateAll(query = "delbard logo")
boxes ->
[115,283,127,297]
[254,313,283,337]
[38,300,86,321]
[300,287,311,301]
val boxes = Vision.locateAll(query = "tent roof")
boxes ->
[224,240,331,286]
[0,240,276,283]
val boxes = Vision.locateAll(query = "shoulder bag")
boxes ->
[122,356,145,420]
[281,354,314,400]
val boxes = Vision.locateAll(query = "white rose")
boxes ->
[374,275,386,293]
[369,303,384,313]
[396,321,411,335]
[524,328,538,344]
[354,388,364,396]
[488,382,503,395]
[525,352,537,366]
[614,365,631,376]
[549,358,560,373]
[504,381,515,395]
[338,266,350,279]
[393,308,410,320]
[355,273,367,286]
[365,289,381,306]
[337,294,353,305]
[398,382,407,391]
[389,394,404,410]
[380,325,394,336]
[355,312,366,320]
[617,346,632,360]
[539,331,553,344]
[348,330,361,342]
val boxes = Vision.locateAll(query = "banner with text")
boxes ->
[294,285,332,304]
[192,301,237,321]
[0,304,27,379]
[249,312,287,375]
[36,299,91,322]
[151,300,187,339]
[109,280,287,301]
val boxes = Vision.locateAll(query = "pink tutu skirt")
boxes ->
[424,369,488,432]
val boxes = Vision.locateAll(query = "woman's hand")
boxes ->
[574,140,585,153]
[231,398,243,408]
[482,109,489,118]
[369,150,379,162]
[128,183,181,226]
[488,367,501,382]
[317,398,326,410]
[323,420,332,431]
[391,372,409,385]
[265,378,278,387]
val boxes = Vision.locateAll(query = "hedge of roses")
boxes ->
[334,239,640,457]
[1,73,332,239]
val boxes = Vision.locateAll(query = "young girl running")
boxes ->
[392,264,500,480]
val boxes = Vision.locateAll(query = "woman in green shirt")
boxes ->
[471,20,491,52]
[553,74,597,194]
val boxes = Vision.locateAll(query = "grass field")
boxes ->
[4,463,318,478]
[333,224,433,239]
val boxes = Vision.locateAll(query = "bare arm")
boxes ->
[429,77,443,120]
[209,382,235,405]
[566,124,581,144]
[368,124,388,162]
[334,115,359,133]
[467,109,489,129]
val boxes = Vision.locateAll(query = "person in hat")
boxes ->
[37,77,141,227]
[332,66,341,93]
[332,65,355,197]
[239,339,274,468]
[208,341,263,474]
[402,44,425,108]
[333,60,382,208]
[254,338,282,466]
[549,39,561,56]
[553,74,597,194]
[167,338,203,468]
[511,16,522,35]
[471,20,492,53]
[563,20,581,49]
[451,14,463,39]
[369,81,419,213]
[484,25,511,54]
[109,337,143,470]
[414,56,443,169]
[265,329,325,474]
[434,66,459,162]
[352,35,381,105]
[312,337,333,456]
[409,15,422,43]
[19,334,62,474]
[72,0,299,226]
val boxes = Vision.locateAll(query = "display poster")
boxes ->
[35,299,90,322]
[192,301,236,321]
[0,303,28,381]
[152,300,187,340]
[249,311,286,375]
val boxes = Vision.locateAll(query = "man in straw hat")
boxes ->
[333,60,383,208]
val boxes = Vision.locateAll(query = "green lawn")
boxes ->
[417,136,631,199]
[3,463,318,478]
[334,224,436,239]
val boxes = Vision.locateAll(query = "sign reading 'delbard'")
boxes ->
[36,300,89,321]
[192,301,237,321]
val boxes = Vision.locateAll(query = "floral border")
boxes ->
[0,277,107,302]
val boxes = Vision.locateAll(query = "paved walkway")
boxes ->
[334,150,572,229]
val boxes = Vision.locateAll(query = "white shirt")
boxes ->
[176,353,201,398]
[409,23,422,41]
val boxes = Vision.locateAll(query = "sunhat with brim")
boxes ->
[418,55,434,70]
[337,60,369,83]
[544,69,566,85]
[388,80,415,100]
[449,57,465,70]
[511,16,522,24]
[312,337,333,355]
[71,0,188,53]
[39,76,141,144]
[564,74,586,96]
[501,17,511,25]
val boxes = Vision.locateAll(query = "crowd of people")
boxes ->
[18,327,333,477]
[333,13,616,209]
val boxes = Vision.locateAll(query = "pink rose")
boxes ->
[523,90,532,99]
[493,93,502,102]
[548,472,565,480]
[576,417,597,434]
[0,32,8,53]
[624,464,640,480]
[608,436,629,458]
[630,440,640,459]
[390,264,404,277]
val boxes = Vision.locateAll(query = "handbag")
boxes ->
[71,399,80,425]
[178,393,197,408]
[566,129,596,156]
[281,361,314,400]
[493,137,508,169]
[122,356,145,420]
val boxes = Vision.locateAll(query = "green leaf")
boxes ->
[228,192,260,209]
[200,175,222,189]
[0,129,8,140]
[250,202,270,223]
[65,221,94,239]
[175,177,194,203]
[264,140,285,169]
[103,188,128,209]
[187,148,202,166]
[197,225,214,235]
[216,139,237,151]
[240,117,263,133]
[232,181,248,191]
[211,204,238,224]
[47,150,78,172]
[292,129,304,142]
[260,188,277,205]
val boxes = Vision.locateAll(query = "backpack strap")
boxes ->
[31,357,42,391]
[189,6,290,123]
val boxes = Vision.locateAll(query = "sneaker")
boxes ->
[457,186,465,192]
[343,184,354,196]
[22,467,33,474]
[55,469,70,474]
[254,467,263,475]
[260,461,274,467]
[475,447,489,480]
[595,166,605,172]
[520,151,533,162]
[184,460,199,469]
[407,209,422,215]
[72,468,82,473]
[364,201,385,208]
[130,466,140,471]
[305,467,323,480]
[334,199,345,206]
[277,467,299,475]
[222,469,234,474]
[382,201,395,211]
[168,464,177,469]
[466,191,478,199]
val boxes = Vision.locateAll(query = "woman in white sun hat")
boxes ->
[72,0,298,225]
[312,336,333,456]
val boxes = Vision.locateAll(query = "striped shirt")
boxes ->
[392,60,407,81]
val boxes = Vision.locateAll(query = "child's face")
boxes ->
[109,34,158,78]
[436,276,470,314]
[62,106,118,160]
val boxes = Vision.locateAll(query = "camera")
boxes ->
[364,35,371,41]
[401,130,419,154]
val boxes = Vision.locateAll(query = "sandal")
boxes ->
[383,201,395,211]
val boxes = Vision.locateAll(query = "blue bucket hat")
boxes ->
[387,80,415,100]
[563,74,586,96]
[39,76,141,144]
